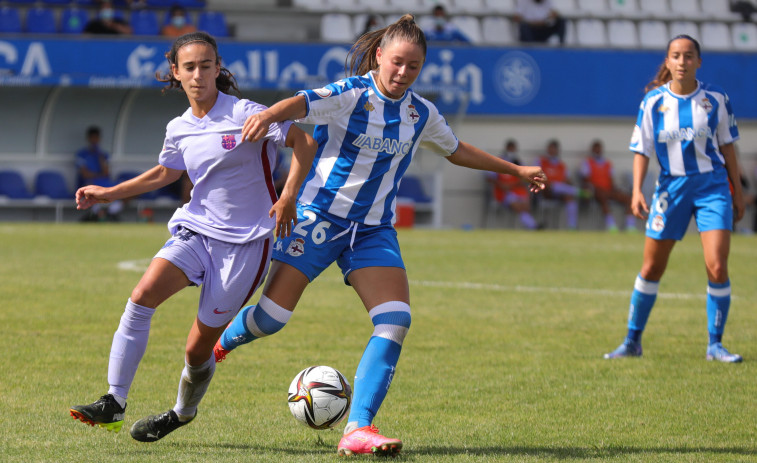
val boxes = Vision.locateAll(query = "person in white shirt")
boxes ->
[514,0,566,44]
[69,31,318,442]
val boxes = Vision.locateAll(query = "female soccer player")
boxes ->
[604,35,744,362]
[69,31,317,441]
[214,14,547,457]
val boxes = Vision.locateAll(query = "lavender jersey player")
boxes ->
[160,91,292,243]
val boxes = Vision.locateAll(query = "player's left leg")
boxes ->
[338,266,409,457]
[700,229,741,363]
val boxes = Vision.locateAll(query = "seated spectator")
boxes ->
[487,139,540,230]
[76,126,123,221]
[161,4,196,38]
[579,139,636,232]
[538,139,578,229]
[514,0,565,45]
[84,0,132,35]
[424,5,470,44]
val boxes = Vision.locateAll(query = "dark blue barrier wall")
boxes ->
[1,37,754,119]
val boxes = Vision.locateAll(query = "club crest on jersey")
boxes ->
[700,98,713,113]
[221,134,236,150]
[364,101,375,112]
[286,238,306,257]
[406,105,420,124]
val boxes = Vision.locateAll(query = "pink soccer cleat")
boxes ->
[337,425,402,457]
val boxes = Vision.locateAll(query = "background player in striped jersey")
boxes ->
[69,32,317,440]
[213,14,547,457]
[604,35,745,362]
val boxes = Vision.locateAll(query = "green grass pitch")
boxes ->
[1,223,755,462]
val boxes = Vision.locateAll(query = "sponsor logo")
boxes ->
[658,105,669,113]
[213,308,232,314]
[658,127,712,143]
[364,101,374,112]
[493,51,540,106]
[651,214,665,232]
[274,240,284,252]
[352,134,412,155]
[406,104,420,124]
[221,134,236,150]
[286,238,306,257]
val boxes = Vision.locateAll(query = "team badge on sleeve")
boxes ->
[314,87,332,98]
[221,134,237,150]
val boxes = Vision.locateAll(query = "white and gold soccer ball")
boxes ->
[287,365,352,430]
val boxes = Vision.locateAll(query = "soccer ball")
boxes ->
[287,365,352,430]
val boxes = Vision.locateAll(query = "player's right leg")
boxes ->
[70,254,191,431]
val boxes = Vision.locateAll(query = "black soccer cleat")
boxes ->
[70,394,126,433]
[130,409,194,442]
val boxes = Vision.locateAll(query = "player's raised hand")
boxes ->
[242,112,271,143]
[75,185,110,210]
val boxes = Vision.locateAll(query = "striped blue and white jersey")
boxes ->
[295,71,459,226]
[630,80,739,177]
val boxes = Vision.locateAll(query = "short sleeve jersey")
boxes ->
[629,81,739,177]
[159,91,292,243]
[295,71,459,226]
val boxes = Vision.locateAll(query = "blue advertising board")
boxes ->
[0,37,754,118]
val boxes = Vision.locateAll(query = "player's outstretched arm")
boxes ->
[447,141,547,193]
[269,126,318,238]
[75,165,183,210]
[242,95,309,143]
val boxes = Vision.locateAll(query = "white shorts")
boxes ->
[154,227,272,328]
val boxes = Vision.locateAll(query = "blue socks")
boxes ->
[219,295,292,351]
[626,275,659,343]
[347,301,411,429]
[707,280,731,345]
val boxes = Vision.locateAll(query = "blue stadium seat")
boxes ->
[131,9,159,35]
[397,176,432,204]
[0,6,22,34]
[197,11,228,37]
[61,7,89,34]
[0,170,34,199]
[25,7,57,34]
[35,170,71,199]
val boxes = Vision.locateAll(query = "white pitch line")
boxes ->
[115,259,715,301]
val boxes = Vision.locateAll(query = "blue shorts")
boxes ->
[646,170,733,241]
[272,205,404,284]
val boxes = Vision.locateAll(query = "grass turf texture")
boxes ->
[1,223,755,462]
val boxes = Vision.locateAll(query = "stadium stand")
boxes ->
[25,6,57,34]
[60,6,89,34]
[34,170,71,199]
[131,9,160,35]
[0,5,22,33]
[0,170,34,199]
